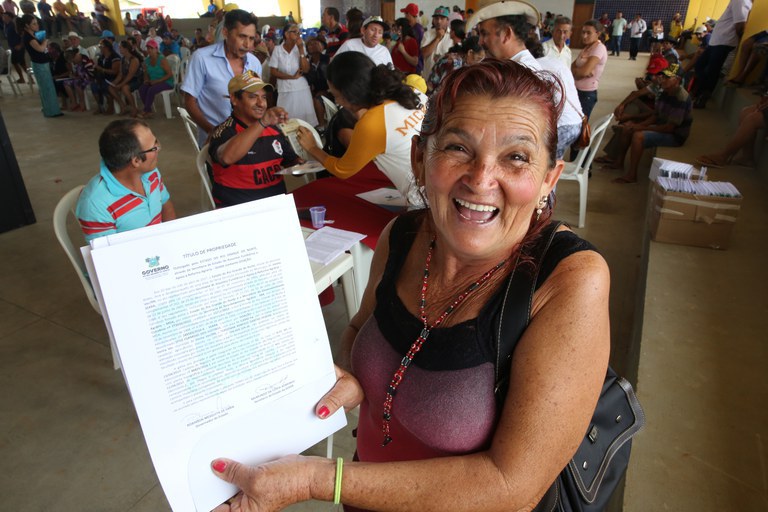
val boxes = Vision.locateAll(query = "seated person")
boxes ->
[696,90,767,168]
[602,64,693,184]
[160,31,180,57]
[208,72,301,208]
[76,119,176,241]
[296,51,426,207]
[660,36,680,64]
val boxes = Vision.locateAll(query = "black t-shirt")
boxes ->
[208,115,299,207]
[23,32,49,63]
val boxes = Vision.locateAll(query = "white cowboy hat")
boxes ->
[466,0,540,32]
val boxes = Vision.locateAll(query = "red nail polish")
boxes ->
[212,460,227,473]
[318,405,330,419]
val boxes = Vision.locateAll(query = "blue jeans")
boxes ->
[578,90,598,121]
[612,35,623,55]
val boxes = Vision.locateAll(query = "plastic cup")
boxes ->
[309,206,326,229]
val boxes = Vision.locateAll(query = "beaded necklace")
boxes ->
[381,236,508,446]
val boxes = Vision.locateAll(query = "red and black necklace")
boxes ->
[381,236,508,446]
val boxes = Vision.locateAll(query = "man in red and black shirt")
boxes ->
[208,71,301,207]
[321,6,347,57]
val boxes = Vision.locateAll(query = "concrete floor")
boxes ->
[0,53,765,511]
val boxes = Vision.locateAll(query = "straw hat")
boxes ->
[466,0,540,32]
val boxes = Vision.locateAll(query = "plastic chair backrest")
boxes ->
[177,106,201,150]
[180,46,190,62]
[86,45,100,60]
[197,144,216,210]
[320,95,339,125]
[568,113,614,174]
[166,54,181,84]
[52,185,101,315]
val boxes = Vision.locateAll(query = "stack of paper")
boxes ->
[356,187,408,212]
[305,226,366,265]
[83,194,345,512]
[656,178,741,197]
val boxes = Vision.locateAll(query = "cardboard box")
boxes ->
[649,182,742,249]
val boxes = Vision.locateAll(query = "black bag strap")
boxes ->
[493,221,563,401]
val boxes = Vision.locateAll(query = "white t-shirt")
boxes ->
[420,28,452,79]
[538,55,583,127]
[510,49,542,71]
[629,19,647,38]
[709,0,753,47]
[542,38,572,66]
[334,37,393,67]
[269,43,311,93]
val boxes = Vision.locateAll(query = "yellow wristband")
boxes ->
[333,457,343,505]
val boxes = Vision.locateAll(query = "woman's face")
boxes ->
[28,18,39,31]
[466,48,485,65]
[413,94,562,264]
[581,26,599,45]
[327,82,354,112]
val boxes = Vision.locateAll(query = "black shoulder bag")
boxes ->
[493,223,645,512]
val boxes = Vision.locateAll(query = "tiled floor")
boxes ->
[0,52,765,511]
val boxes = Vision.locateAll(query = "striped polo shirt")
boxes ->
[76,161,171,242]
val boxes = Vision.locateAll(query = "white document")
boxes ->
[304,226,366,265]
[88,195,346,512]
[355,187,408,208]
[276,161,325,176]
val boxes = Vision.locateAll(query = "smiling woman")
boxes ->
[208,59,613,512]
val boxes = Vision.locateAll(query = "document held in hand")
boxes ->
[85,195,346,511]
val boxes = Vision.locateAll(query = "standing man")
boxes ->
[692,0,752,108]
[181,9,262,148]
[467,0,541,70]
[542,15,572,66]
[76,119,176,241]
[610,11,627,56]
[420,6,452,79]
[37,0,55,37]
[321,7,347,57]
[335,16,393,67]
[208,72,300,207]
[400,3,424,72]
[628,13,646,60]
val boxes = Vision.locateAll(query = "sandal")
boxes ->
[594,155,613,164]
[612,177,637,184]
[695,155,728,168]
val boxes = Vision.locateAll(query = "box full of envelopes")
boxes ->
[649,178,742,250]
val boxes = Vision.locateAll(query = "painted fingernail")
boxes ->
[318,405,330,419]
[212,460,227,473]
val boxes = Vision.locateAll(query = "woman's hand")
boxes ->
[315,364,364,418]
[295,126,318,151]
[211,455,322,512]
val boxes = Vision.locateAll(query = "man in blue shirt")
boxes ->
[76,120,176,241]
[160,31,181,57]
[181,9,262,148]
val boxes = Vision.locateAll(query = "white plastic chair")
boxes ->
[156,54,180,119]
[560,113,614,228]
[196,143,216,211]
[320,95,338,126]
[86,44,100,61]
[1,49,23,96]
[177,106,201,151]
[179,46,190,63]
[53,186,120,369]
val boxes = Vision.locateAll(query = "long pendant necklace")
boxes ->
[381,237,508,446]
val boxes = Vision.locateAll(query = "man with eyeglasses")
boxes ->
[207,72,301,208]
[76,119,176,241]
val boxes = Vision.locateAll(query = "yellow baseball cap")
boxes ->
[227,71,273,96]
[404,74,427,95]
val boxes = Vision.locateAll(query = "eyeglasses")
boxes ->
[138,143,161,155]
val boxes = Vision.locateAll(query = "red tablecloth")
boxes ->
[293,163,400,250]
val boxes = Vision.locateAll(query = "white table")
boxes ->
[303,228,357,322]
